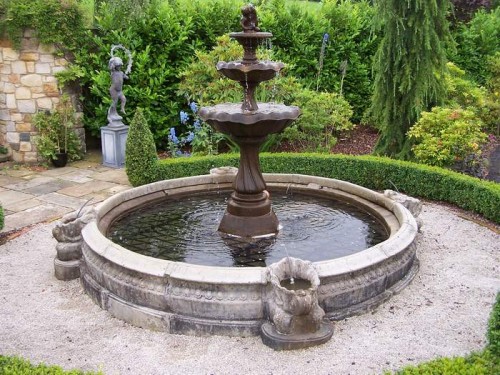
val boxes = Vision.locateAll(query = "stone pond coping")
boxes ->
[80,174,418,336]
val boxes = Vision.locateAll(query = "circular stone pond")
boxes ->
[80,173,419,337]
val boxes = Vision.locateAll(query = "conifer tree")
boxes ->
[371,0,451,158]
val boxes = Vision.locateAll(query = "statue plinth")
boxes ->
[101,122,128,168]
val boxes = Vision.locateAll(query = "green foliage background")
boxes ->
[0,0,498,158]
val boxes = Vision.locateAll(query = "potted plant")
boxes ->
[34,95,82,167]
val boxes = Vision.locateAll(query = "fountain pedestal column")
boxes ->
[219,136,279,237]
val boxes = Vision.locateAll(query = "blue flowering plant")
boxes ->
[167,101,223,157]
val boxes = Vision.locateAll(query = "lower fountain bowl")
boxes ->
[80,173,418,337]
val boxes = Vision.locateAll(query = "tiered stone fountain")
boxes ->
[55,4,420,352]
[199,5,299,237]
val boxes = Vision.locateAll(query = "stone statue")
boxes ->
[107,45,133,127]
[108,56,128,122]
[241,4,260,32]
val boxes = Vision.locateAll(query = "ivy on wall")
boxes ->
[0,0,86,53]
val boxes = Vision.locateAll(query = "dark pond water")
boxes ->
[107,191,388,267]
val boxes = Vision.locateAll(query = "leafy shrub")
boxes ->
[175,103,224,156]
[33,95,83,162]
[125,108,159,186]
[127,153,500,223]
[67,0,239,146]
[178,35,302,107]
[260,0,377,121]
[178,35,354,153]
[408,107,487,169]
[444,63,487,109]
[0,204,4,230]
[444,61,500,135]
[451,7,500,84]
[0,355,102,374]
[283,90,354,152]
[483,52,500,134]
[392,352,492,374]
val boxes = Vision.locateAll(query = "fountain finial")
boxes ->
[241,4,260,32]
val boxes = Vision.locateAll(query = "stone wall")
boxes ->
[0,30,85,163]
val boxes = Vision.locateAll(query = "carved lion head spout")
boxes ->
[241,4,260,32]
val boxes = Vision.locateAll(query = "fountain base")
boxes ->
[219,190,279,236]
[260,320,334,351]
[219,210,279,237]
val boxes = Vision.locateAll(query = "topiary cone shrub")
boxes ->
[125,108,159,187]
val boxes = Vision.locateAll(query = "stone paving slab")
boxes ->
[39,166,80,177]
[56,180,119,198]
[38,192,91,211]
[91,169,130,185]
[55,169,97,184]
[80,193,108,205]
[4,176,57,191]
[0,175,26,187]
[70,159,113,173]
[3,169,33,178]
[3,203,72,231]
[22,180,76,196]
[2,197,41,213]
[0,190,36,206]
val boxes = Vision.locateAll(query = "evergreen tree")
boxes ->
[371,0,452,158]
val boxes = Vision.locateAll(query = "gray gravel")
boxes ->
[0,202,499,375]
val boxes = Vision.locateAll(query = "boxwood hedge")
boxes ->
[127,153,500,223]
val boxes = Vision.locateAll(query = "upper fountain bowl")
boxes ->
[199,103,300,138]
[230,31,272,43]
[217,61,284,83]
[230,31,273,65]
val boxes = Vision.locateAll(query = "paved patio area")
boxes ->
[0,150,131,233]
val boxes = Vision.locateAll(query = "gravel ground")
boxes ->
[0,202,499,375]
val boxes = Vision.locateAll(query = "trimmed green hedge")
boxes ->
[488,293,500,361]
[0,355,101,374]
[128,153,500,223]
